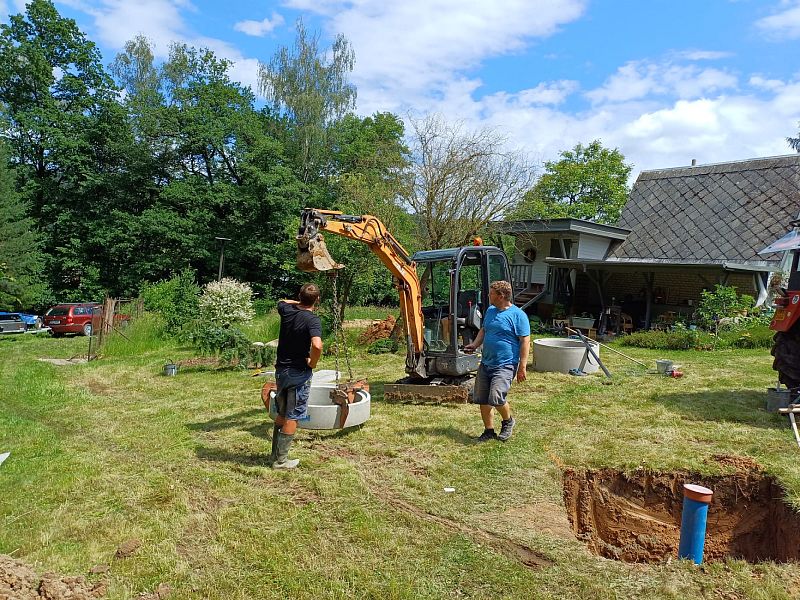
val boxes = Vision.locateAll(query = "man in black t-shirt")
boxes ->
[270,283,323,469]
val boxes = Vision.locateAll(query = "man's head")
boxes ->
[299,283,321,307]
[489,280,513,306]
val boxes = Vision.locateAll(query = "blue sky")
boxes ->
[3,0,800,176]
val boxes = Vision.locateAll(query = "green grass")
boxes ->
[1,319,799,599]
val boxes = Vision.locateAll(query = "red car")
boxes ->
[43,303,100,337]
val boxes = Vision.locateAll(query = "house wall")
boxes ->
[577,234,612,259]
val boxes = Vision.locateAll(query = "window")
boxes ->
[488,253,509,285]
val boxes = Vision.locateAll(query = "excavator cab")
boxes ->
[414,245,512,379]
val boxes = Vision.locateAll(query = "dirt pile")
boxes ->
[0,555,107,600]
[357,315,396,345]
[563,459,800,564]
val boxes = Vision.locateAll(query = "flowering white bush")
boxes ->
[199,278,255,326]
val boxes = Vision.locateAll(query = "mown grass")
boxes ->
[1,318,798,599]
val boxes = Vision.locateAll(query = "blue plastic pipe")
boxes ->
[678,483,714,564]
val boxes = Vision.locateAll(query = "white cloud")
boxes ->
[676,50,733,61]
[0,0,33,21]
[294,0,587,116]
[586,60,737,104]
[756,1,800,39]
[234,12,284,37]
[84,0,189,56]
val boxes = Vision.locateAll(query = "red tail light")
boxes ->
[66,314,73,324]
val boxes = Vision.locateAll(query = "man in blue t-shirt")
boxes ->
[464,280,530,442]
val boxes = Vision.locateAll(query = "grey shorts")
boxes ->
[275,366,312,421]
[472,363,516,406]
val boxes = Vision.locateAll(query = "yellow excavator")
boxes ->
[296,208,514,401]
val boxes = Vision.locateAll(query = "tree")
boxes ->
[513,140,632,225]
[0,0,128,300]
[324,112,413,315]
[257,19,356,183]
[405,114,536,250]
[0,142,45,309]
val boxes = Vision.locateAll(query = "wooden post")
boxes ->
[643,273,655,329]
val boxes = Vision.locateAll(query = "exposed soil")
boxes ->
[563,459,800,563]
[37,357,88,366]
[0,554,107,599]
[384,496,553,570]
[114,539,141,559]
[176,357,221,368]
[356,315,396,345]
[475,502,574,541]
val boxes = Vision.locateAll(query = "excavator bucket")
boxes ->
[297,233,344,273]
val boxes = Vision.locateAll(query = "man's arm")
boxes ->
[307,336,323,368]
[463,328,485,353]
[279,299,299,305]
[516,335,530,382]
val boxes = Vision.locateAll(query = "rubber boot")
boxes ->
[272,430,300,469]
[267,423,280,466]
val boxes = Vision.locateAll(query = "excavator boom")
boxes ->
[296,209,427,379]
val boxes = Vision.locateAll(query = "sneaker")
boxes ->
[476,428,497,442]
[272,458,300,470]
[498,418,516,442]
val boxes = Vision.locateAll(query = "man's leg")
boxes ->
[495,366,516,442]
[474,365,497,441]
[480,404,494,429]
[274,371,311,469]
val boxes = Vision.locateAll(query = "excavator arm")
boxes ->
[296,208,427,379]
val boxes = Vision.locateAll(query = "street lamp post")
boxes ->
[215,237,231,281]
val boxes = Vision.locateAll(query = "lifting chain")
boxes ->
[329,271,353,383]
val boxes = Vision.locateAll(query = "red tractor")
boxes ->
[763,220,800,392]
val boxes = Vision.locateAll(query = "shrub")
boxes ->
[367,338,399,354]
[199,278,255,327]
[620,327,715,350]
[141,269,200,336]
[697,285,754,329]
[253,297,276,316]
[717,324,775,349]
[189,323,272,367]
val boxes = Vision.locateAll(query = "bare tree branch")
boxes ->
[405,114,537,249]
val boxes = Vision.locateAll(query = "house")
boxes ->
[503,154,800,329]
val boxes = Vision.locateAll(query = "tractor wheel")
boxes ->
[772,325,800,389]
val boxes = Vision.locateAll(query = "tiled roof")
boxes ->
[609,154,800,267]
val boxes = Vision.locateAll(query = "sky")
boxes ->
[3,0,800,177]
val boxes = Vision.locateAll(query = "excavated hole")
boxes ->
[563,467,800,564]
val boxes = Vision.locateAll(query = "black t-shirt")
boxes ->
[275,301,322,369]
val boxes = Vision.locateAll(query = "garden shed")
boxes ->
[504,154,800,330]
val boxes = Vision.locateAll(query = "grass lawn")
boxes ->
[1,313,799,599]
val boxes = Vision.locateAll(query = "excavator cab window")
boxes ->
[456,251,484,348]
[418,261,453,352]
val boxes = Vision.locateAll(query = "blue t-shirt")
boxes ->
[481,305,531,367]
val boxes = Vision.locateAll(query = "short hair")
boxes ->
[299,283,321,306]
[490,280,512,301]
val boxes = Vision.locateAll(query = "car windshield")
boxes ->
[1,314,22,321]
[46,307,70,316]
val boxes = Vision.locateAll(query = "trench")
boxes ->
[563,466,800,564]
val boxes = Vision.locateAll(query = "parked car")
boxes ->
[43,303,100,337]
[0,311,44,331]
[0,313,27,334]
